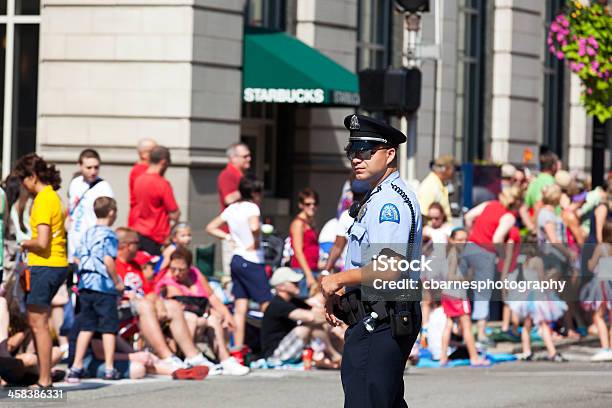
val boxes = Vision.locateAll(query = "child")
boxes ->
[157,223,193,273]
[509,245,568,362]
[581,221,612,362]
[439,228,489,367]
[67,197,124,382]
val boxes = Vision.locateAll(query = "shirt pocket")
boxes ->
[348,222,369,267]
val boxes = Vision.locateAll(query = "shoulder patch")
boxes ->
[379,203,400,224]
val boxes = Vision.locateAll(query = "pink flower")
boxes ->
[556,32,565,42]
[561,17,570,28]
[550,45,557,53]
[578,47,586,57]
[586,88,593,95]
[551,22,560,32]
[547,37,553,45]
[556,51,565,59]
[588,36,599,49]
[586,46,596,56]
[591,60,600,71]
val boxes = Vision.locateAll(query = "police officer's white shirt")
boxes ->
[221,201,264,264]
[345,171,422,272]
[68,175,114,260]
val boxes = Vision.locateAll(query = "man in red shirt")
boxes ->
[132,146,180,256]
[114,228,212,371]
[217,143,251,279]
[128,138,157,227]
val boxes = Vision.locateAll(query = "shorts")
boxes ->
[78,289,120,334]
[269,327,305,363]
[83,354,130,379]
[441,295,471,318]
[230,255,273,303]
[138,234,162,257]
[26,266,68,307]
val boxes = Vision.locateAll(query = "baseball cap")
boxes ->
[555,170,572,189]
[434,154,458,167]
[134,250,160,267]
[269,267,304,287]
[501,163,516,179]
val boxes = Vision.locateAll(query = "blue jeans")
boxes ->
[296,269,319,299]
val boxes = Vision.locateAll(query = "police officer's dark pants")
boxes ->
[341,321,418,408]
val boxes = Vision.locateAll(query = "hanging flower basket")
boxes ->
[547,0,612,122]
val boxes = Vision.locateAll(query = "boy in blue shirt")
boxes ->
[68,196,123,382]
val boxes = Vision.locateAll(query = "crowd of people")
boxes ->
[0,139,611,389]
[417,150,612,364]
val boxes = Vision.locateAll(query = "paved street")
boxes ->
[2,352,611,408]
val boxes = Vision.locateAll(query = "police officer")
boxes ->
[321,114,423,408]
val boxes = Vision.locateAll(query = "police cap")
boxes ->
[343,114,407,147]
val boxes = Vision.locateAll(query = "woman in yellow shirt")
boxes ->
[14,153,67,389]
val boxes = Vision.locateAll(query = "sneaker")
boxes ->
[221,357,250,376]
[66,367,84,384]
[185,353,215,368]
[546,353,568,363]
[103,368,122,380]
[185,353,223,376]
[172,365,209,381]
[591,349,612,362]
[159,355,187,371]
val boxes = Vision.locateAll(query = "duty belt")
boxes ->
[333,290,391,327]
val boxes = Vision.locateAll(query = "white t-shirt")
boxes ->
[333,210,354,270]
[68,176,114,260]
[336,209,354,238]
[423,224,452,244]
[221,201,263,264]
[427,306,449,361]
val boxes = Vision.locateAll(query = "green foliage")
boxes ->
[548,0,612,122]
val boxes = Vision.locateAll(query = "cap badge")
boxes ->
[349,115,360,130]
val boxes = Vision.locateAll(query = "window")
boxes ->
[456,0,487,162]
[0,0,40,178]
[357,0,392,70]
[543,0,565,158]
[246,0,286,31]
[241,102,277,195]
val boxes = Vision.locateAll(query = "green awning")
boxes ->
[243,27,360,106]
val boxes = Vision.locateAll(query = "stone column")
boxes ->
[416,0,459,180]
[490,0,545,166]
[294,0,358,222]
[37,0,243,237]
[567,74,593,177]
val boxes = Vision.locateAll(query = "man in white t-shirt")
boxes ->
[67,149,114,262]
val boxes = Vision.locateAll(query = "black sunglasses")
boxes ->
[345,146,390,161]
